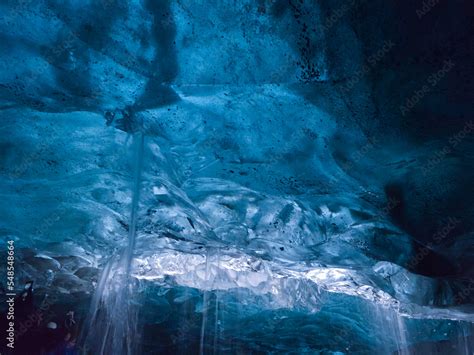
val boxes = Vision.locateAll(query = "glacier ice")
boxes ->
[0,0,473,354]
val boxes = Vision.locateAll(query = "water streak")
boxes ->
[371,303,410,355]
[81,133,144,354]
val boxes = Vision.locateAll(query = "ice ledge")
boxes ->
[132,250,474,323]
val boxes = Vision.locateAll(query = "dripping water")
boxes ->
[456,322,474,354]
[200,249,212,355]
[371,303,410,355]
[80,132,145,354]
[197,248,222,355]
[213,249,221,355]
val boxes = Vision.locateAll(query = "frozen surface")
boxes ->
[0,1,473,354]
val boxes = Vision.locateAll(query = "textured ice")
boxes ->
[0,0,473,354]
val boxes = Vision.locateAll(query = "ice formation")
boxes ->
[0,1,473,354]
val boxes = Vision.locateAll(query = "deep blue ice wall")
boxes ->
[331,0,474,278]
[0,0,473,354]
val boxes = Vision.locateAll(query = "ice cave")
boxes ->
[0,0,473,354]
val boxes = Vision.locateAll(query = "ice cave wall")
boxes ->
[0,0,473,353]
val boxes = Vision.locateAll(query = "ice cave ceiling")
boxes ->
[0,0,473,354]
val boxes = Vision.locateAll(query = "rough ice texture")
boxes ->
[0,0,473,354]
